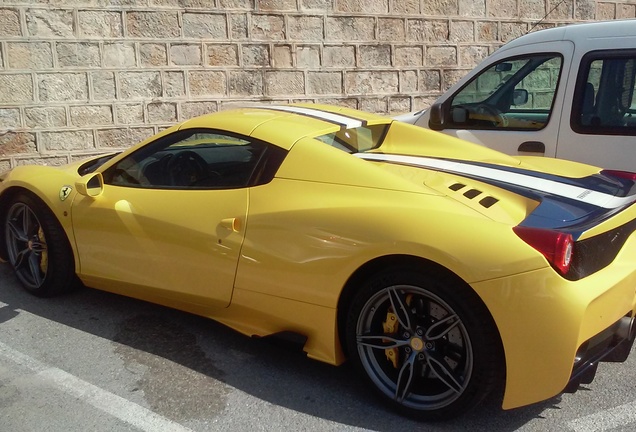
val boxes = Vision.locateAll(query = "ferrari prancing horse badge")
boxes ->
[59,185,72,201]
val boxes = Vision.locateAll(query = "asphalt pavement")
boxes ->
[1,262,635,431]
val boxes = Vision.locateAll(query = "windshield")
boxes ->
[314,124,390,153]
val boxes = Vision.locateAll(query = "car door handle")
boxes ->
[221,217,241,232]
[518,141,545,153]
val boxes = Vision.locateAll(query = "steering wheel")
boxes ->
[167,150,208,186]
[473,104,509,127]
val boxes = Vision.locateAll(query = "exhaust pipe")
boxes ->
[616,315,636,341]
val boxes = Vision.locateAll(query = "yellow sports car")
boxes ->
[1,104,635,420]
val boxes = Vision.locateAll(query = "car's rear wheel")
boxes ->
[4,193,76,297]
[346,266,502,420]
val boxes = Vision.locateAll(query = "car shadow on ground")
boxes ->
[0,263,558,431]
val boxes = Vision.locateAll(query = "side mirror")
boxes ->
[512,89,529,106]
[428,103,447,130]
[75,172,104,197]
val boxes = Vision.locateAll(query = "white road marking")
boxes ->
[567,401,636,431]
[0,341,193,432]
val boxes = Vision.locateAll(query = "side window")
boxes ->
[447,54,563,130]
[573,51,636,134]
[104,129,282,189]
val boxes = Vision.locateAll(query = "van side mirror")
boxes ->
[512,89,529,106]
[428,103,447,130]
[75,172,104,197]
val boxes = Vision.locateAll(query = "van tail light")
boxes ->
[513,226,574,275]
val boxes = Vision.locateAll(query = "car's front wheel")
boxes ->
[346,266,503,420]
[4,193,76,297]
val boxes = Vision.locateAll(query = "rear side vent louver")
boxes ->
[448,183,500,209]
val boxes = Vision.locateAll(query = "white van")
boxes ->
[400,20,636,171]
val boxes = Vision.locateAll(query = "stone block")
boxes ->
[389,96,412,114]
[207,44,239,66]
[78,11,123,38]
[336,0,388,13]
[189,71,227,97]
[25,107,67,128]
[40,130,94,151]
[399,70,418,93]
[151,0,213,7]
[0,160,10,171]
[91,71,116,101]
[182,13,228,39]
[407,19,450,42]
[103,43,136,68]
[220,0,255,8]
[423,0,459,16]
[38,73,88,102]
[520,0,547,19]
[164,71,185,97]
[258,0,298,10]
[345,71,399,95]
[140,44,168,67]
[548,0,573,19]
[7,42,53,69]
[251,14,285,40]
[120,72,162,99]
[297,45,320,68]
[57,42,101,68]
[326,17,375,41]
[450,21,474,42]
[500,22,527,42]
[477,21,498,41]
[229,70,264,96]
[170,44,202,66]
[127,12,180,38]
[230,14,249,39]
[299,0,333,11]
[242,44,270,66]
[0,132,35,156]
[460,45,489,67]
[97,127,154,149]
[575,0,596,20]
[378,18,405,41]
[395,46,423,67]
[0,8,21,37]
[17,156,69,167]
[619,5,636,18]
[323,45,355,68]
[180,101,218,120]
[419,69,441,91]
[307,71,342,95]
[487,0,518,18]
[115,104,144,125]
[265,71,304,95]
[288,15,323,40]
[272,45,292,67]
[360,97,388,114]
[70,105,114,126]
[392,0,420,14]
[459,0,486,16]
[426,46,457,66]
[316,98,357,109]
[0,74,33,103]
[148,102,177,123]
[597,2,616,20]
[359,45,392,68]
[0,108,20,129]
[26,9,74,37]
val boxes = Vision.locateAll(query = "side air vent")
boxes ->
[448,183,499,209]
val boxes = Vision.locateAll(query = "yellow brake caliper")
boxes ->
[383,294,413,368]
[38,227,48,273]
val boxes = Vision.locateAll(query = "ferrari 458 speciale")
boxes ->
[1,104,635,420]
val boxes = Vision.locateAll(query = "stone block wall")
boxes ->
[0,0,633,167]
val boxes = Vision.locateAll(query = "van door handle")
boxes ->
[518,141,545,154]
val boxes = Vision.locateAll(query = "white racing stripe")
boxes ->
[263,105,364,129]
[357,153,636,210]
[0,341,194,432]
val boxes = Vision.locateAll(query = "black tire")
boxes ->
[3,192,77,297]
[345,265,503,421]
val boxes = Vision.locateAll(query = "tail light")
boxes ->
[513,226,574,275]
[601,169,636,182]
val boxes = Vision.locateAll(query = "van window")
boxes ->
[572,51,636,134]
[447,54,563,131]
